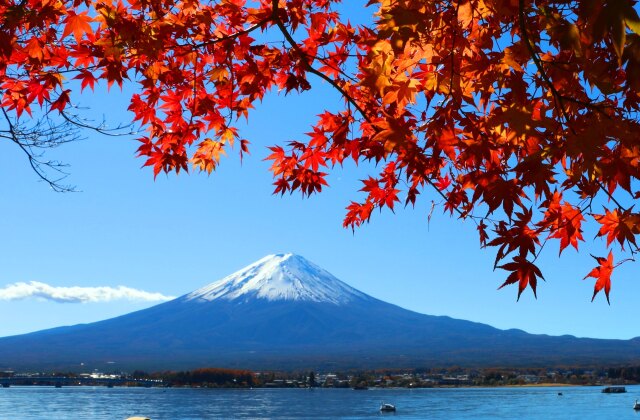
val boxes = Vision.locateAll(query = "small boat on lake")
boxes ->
[634,400,640,410]
[380,403,396,412]
[602,386,626,393]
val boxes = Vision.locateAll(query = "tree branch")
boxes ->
[1,108,75,192]
[271,0,370,123]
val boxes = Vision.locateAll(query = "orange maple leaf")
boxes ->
[63,12,94,43]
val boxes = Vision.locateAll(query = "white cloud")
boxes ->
[0,281,175,303]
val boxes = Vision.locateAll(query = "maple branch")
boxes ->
[224,50,236,126]
[1,108,76,192]
[187,19,271,50]
[423,177,469,220]
[313,54,358,83]
[518,0,631,217]
[538,61,617,118]
[518,0,570,125]
[271,0,369,123]
[59,108,136,137]
[448,0,461,103]
[594,180,630,213]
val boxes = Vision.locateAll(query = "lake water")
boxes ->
[1,385,639,419]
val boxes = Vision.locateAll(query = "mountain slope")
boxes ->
[0,254,638,371]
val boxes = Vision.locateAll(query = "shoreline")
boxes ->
[501,383,582,388]
[0,382,621,390]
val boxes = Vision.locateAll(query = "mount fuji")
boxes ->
[0,253,639,371]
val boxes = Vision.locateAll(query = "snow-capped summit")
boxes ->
[185,253,370,305]
[3,253,640,372]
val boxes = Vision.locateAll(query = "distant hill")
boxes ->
[0,254,638,371]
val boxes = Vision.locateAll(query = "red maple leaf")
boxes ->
[594,208,638,250]
[498,256,544,301]
[584,252,615,304]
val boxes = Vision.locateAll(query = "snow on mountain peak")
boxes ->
[185,253,370,304]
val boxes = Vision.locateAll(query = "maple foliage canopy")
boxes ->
[2,0,640,301]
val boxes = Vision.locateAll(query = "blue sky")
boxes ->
[1,73,638,342]
[1,0,639,341]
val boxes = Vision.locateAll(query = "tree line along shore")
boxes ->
[2,366,640,389]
